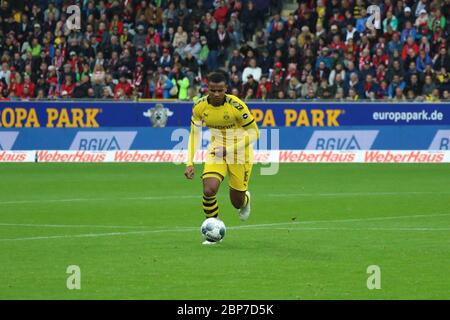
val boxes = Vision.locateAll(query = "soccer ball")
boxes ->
[201,218,226,242]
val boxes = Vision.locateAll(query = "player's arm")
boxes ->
[185,103,202,179]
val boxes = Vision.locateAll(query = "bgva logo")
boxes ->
[70,132,137,150]
[306,130,379,150]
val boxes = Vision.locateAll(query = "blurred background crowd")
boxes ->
[0,0,449,102]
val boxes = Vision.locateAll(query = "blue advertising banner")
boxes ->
[1,127,450,150]
[0,101,449,128]
[1,101,450,151]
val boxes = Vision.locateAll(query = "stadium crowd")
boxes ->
[0,0,449,101]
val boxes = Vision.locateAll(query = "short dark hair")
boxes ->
[208,71,227,84]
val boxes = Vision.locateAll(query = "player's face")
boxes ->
[208,81,227,106]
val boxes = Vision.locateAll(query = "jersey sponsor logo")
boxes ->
[69,131,137,150]
[429,130,450,150]
[0,132,19,150]
[208,124,235,129]
[306,130,379,150]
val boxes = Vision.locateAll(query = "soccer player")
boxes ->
[184,72,260,244]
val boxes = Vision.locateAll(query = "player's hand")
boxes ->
[184,165,195,179]
[212,146,227,158]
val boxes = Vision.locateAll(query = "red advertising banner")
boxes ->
[3,150,448,163]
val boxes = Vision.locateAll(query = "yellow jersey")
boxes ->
[187,94,259,165]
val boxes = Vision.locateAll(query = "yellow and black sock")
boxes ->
[203,195,219,218]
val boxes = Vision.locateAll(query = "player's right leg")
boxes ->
[201,161,227,245]
[201,174,224,245]
[201,162,227,219]
[201,176,222,218]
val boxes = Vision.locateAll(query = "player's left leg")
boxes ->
[228,163,252,220]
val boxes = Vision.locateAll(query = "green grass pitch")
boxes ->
[0,163,449,299]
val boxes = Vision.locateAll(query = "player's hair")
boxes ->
[208,71,227,84]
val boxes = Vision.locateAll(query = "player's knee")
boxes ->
[203,186,218,198]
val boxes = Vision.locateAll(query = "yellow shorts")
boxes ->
[202,162,253,192]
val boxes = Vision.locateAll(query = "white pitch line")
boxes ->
[0,195,200,205]
[0,213,449,242]
[0,223,152,229]
[267,191,450,198]
[228,213,450,229]
[251,227,450,232]
[0,228,199,242]
[1,213,449,230]
[0,191,448,206]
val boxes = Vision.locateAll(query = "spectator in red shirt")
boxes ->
[114,74,132,99]
[402,36,419,60]
[146,26,161,48]
[61,76,75,98]
[256,75,272,98]
[268,61,283,81]
[8,73,22,98]
[110,13,123,35]
[136,48,146,65]
[214,0,229,25]
[19,75,36,98]
[329,35,346,55]
[20,86,33,100]
[372,48,389,69]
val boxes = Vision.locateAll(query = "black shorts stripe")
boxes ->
[201,172,224,181]
[242,119,255,127]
